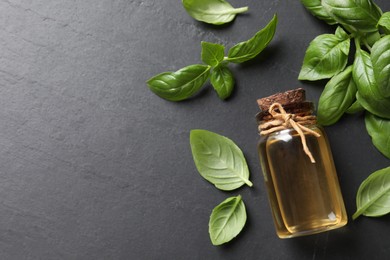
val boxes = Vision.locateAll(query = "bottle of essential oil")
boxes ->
[256,88,347,238]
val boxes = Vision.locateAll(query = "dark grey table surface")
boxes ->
[1,0,390,259]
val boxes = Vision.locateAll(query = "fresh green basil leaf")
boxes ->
[345,99,364,114]
[190,129,253,190]
[147,64,211,101]
[227,14,277,63]
[201,42,225,67]
[182,0,248,25]
[371,35,390,97]
[322,0,382,33]
[365,31,381,47]
[317,66,356,125]
[298,27,350,81]
[378,12,390,33]
[365,113,390,159]
[209,195,247,245]
[335,26,349,39]
[353,166,390,219]
[353,49,390,119]
[210,65,234,100]
[300,0,337,25]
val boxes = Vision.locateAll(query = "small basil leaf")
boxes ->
[345,99,364,114]
[365,31,381,47]
[378,12,390,34]
[298,27,350,81]
[353,166,390,219]
[201,41,225,67]
[209,195,247,245]
[227,14,277,63]
[335,26,349,40]
[147,64,211,101]
[322,0,382,33]
[371,35,390,97]
[365,113,390,159]
[182,0,248,25]
[300,0,337,25]
[210,65,234,100]
[190,129,253,190]
[353,49,390,119]
[317,66,356,125]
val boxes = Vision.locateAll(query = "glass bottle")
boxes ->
[256,89,347,238]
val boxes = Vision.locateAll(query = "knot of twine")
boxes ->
[259,103,321,163]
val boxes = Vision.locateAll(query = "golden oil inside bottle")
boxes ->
[258,126,347,238]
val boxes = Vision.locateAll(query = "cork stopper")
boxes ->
[257,88,306,111]
[256,88,314,123]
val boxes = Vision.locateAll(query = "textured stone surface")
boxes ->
[0,0,389,259]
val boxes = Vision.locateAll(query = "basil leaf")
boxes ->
[298,27,350,81]
[201,41,225,67]
[147,64,210,101]
[182,0,248,25]
[322,0,382,33]
[209,195,247,245]
[365,31,381,47]
[371,35,390,97]
[345,99,364,114]
[378,12,390,33]
[365,113,390,159]
[353,49,390,119]
[210,65,234,100]
[317,66,356,125]
[227,14,277,63]
[190,129,253,190]
[300,0,337,25]
[353,167,390,219]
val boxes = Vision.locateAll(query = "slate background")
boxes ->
[1,0,390,259]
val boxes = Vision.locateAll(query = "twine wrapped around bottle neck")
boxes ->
[258,103,321,163]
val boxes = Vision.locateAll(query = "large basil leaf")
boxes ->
[147,65,210,101]
[210,64,235,100]
[322,0,382,33]
[378,12,390,34]
[300,0,337,25]
[353,167,390,219]
[298,27,350,81]
[353,49,390,119]
[182,0,248,25]
[209,195,247,245]
[201,41,225,67]
[371,35,390,97]
[190,129,253,190]
[227,14,277,63]
[365,113,390,159]
[317,66,356,125]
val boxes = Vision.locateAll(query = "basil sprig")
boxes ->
[182,0,248,25]
[300,0,390,220]
[300,0,390,136]
[147,14,277,101]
